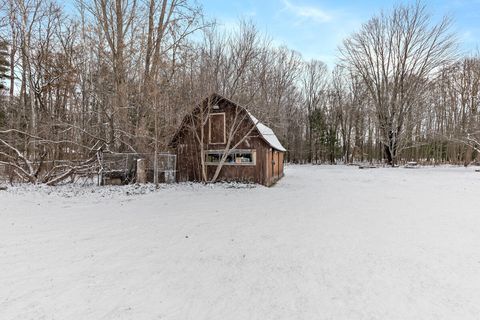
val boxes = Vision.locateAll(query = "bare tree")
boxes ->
[0,38,8,90]
[339,1,457,165]
[2,0,477,185]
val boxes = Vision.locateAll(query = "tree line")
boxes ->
[0,0,479,183]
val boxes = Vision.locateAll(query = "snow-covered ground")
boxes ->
[2,165,480,320]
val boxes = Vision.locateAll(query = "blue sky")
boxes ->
[201,0,480,67]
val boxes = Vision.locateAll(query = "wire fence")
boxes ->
[0,152,176,186]
[99,152,176,185]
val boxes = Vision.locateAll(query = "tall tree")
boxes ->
[339,2,457,165]
[302,60,328,163]
[0,39,8,90]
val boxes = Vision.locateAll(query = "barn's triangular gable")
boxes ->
[170,93,286,152]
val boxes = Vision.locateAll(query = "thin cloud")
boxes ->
[283,0,332,23]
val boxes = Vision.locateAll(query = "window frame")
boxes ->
[205,149,256,166]
[208,112,226,145]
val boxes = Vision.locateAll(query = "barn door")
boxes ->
[266,148,273,185]
[271,149,276,180]
[273,150,280,179]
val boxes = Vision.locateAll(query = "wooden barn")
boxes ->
[170,93,286,186]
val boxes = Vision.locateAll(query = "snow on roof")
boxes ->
[248,112,286,152]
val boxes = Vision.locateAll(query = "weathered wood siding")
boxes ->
[176,130,201,182]
[278,152,284,177]
[263,148,285,186]
[173,95,285,186]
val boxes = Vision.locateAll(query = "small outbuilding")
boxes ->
[170,93,286,186]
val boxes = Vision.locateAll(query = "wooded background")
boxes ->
[0,0,479,183]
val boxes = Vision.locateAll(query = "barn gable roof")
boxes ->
[170,93,286,152]
[247,111,286,152]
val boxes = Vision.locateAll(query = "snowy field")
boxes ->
[2,165,480,320]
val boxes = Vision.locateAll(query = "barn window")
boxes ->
[235,152,254,164]
[205,149,256,166]
[209,113,226,144]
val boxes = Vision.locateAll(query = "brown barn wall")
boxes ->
[263,148,285,186]
[273,150,279,178]
[176,131,202,182]
[173,95,285,186]
[266,148,272,186]
[279,152,284,177]
[205,138,268,184]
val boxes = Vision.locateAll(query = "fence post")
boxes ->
[137,159,147,183]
